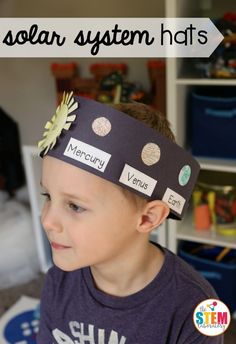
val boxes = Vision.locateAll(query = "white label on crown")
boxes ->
[119,164,157,196]
[162,188,186,214]
[64,138,111,172]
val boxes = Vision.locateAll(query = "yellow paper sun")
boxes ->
[38,92,78,155]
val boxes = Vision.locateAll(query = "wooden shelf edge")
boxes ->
[176,78,236,86]
[177,215,236,249]
[197,157,236,173]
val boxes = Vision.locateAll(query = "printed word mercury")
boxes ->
[66,144,106,171]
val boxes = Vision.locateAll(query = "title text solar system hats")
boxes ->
[38,92,200,219]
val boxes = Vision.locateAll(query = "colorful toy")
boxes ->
[193,182,236,235]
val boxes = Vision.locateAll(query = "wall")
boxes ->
[0,0,165,145]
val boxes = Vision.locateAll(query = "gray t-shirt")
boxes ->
[37,245,223,343]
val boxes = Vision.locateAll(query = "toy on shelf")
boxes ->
[51,61,166,110]
[98,71,150,104]
[193,12,236,79]
[193,182,236,235]
[90,63,127,82]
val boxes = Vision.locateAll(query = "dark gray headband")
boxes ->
[38,92,200,219]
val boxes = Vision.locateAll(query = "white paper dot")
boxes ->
[92,117,111,136]
[141,143,161,166]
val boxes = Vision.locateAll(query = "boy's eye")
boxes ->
[41,192,50,201]
[69,202,85,213]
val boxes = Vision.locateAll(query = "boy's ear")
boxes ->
[137,200,170,233]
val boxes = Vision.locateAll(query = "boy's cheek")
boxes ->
[40,204,52,232]
[40,204,47,224]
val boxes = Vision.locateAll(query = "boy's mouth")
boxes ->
[50,241,71,250]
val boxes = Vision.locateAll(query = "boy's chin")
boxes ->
[52,257,85,272]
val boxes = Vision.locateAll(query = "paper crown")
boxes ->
[38,92,200,219]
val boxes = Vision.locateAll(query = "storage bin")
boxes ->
[190,88,236,159]
[178,241,236,313]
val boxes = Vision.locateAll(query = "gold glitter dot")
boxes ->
[141,143,161,166]
[92,117,112,137]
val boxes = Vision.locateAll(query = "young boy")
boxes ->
[37,93,223,343]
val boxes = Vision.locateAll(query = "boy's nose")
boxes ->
[41,206,63,233]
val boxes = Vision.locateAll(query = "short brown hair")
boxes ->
[113,102,175,142]
[113,102,175,206]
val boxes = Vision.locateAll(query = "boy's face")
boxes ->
[41,156,143,271]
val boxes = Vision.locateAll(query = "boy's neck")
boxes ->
[90,241,164,297]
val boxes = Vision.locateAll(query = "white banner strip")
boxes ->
[0,18,223,58]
